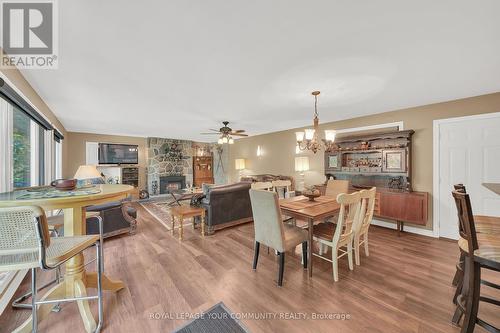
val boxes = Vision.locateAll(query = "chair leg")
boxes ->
[31,268,37,332]
[319,242,323,256]
[332,248,339,282]
[347,241,354,271]
[278,252,285,287]
[253,241,260,270]
[302,241,308,269]
[364,233,369,257]
[354,235,360,266]
[95,241,104,333]
[461,258,481,333]
[452,252,465,287]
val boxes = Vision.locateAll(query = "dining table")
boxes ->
[482,182,500,196]
[279,195,340,277]
[0,184,133,333]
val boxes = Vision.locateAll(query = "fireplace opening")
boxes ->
[160,176,186,194]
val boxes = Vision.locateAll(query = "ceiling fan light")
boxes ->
[228,138,234,144]
[222,136,229,144]
[295,132,305,142]
[217,138,223,144]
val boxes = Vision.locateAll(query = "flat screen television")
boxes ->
[98,143,138,164]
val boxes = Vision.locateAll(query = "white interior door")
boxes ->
[86,142,99,165]
[437,113,500,239]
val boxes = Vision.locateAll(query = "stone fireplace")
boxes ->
[147,137,229,196]
[160,175,186,194]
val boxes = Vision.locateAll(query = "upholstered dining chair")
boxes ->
[312,191,362,282]
[251,181,273,191]
[325,179,350,198]
[271,180,294,199]
[352,187,376,266]
[0,206,104,332]
[249,189,308,287]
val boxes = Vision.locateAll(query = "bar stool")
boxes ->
[451,191,500,332]
[0,206,104,332]
[11,211,104,311]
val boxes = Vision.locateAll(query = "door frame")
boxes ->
[432,112,500,238]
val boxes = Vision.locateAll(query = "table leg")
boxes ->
[308,218,313,278]
[75,279,96,332]
[171,215,175,235]
[86,272,125,292]
[179,215,184,240]
[201,214,205,237]
[192,217,196,229]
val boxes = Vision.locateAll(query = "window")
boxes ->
[1,92,61,189]
[12,107,31,188]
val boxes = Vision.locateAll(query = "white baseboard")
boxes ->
[0,269,28,315]
[371,218,437,238]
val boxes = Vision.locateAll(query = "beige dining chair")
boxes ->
[0,206,104,332]
[272,180,294,199]
[249,189,308,286]
[251,181,273,191]
[312,191,362,282]
[352,187,376,266]
[325,179,350,198]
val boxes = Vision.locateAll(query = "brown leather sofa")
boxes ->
[200,182,253,234]
[86,200,137,238]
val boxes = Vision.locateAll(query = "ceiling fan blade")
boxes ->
[234,129,246,133]
[230,133,248,137]
[200,133,221,135]
[208,129,221,132]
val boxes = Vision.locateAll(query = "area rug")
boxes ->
[171,302,250,333]
[139,199,193,231]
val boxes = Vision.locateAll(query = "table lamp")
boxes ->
[235,158,246,180]
[295,156,309,191]
[74,165,102,188]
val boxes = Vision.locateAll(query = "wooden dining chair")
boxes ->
[272,180,294,199]
[451,191,500,332]
[451,184,500,308]
[352,187,376,266]
[251,181,273,191]
[312,191,362,282]
[0,206,104,332]
[249,189,308,286]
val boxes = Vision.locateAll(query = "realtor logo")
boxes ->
[0,0,58,69]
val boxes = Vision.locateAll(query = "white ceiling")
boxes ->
[21,0,500,142]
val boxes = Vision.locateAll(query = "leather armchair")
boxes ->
[200,182,253,234]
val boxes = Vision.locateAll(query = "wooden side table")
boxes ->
[170,205,206,240]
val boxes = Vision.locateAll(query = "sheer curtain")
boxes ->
[0,98,13,192]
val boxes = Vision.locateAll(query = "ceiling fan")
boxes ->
[201,121,248,144]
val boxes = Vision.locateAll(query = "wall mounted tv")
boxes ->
[98,143,138,165]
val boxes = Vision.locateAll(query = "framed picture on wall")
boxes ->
[382,149,407,173]
[325,152,341,171]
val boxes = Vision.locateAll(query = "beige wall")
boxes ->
[229,92,500,230]
[65,132,148,189]
[0,67,68,175]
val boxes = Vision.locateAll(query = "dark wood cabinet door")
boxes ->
[193,156,214,187]
[378,191,428,225]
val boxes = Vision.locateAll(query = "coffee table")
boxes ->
[170,205,206,240]
[168,188,202,206]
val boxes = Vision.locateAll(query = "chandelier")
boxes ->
[295,91,337,154]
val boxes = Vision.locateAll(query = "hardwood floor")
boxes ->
[1,203,499,333]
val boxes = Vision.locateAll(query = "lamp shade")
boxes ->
[74,165,102,180]
[295,156,309,172]
[324,130,337,142]
[235,158,246,170]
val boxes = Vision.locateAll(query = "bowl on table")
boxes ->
[303,189,321,201]
[50,179,77,191]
